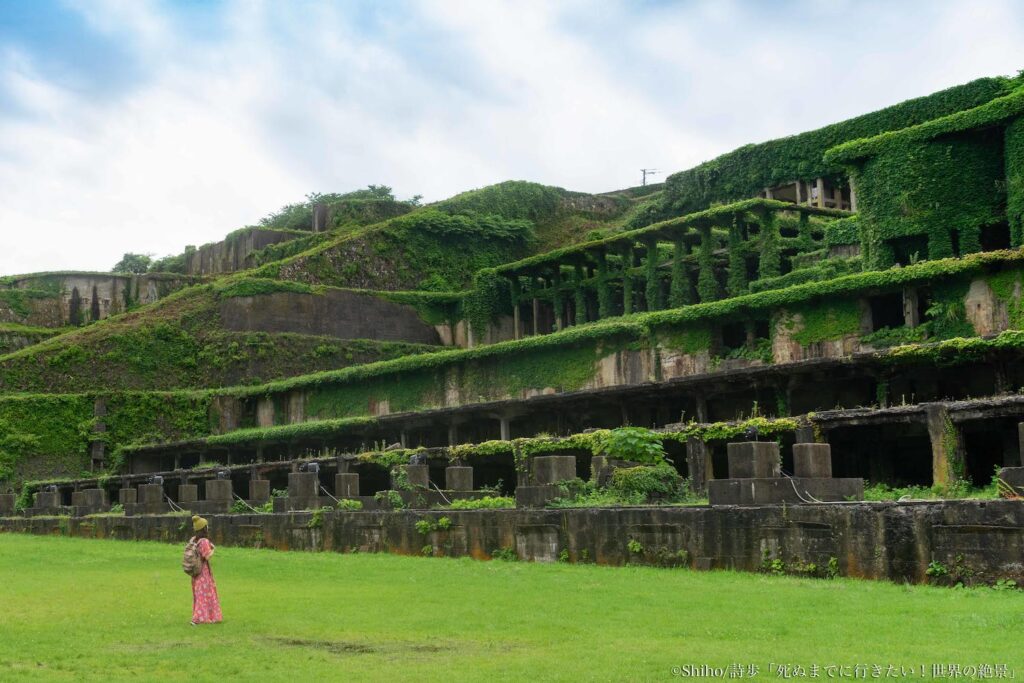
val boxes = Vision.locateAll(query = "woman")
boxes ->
[189,515,223,626]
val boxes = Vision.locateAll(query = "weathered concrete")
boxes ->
[219,289,442,345]
[727,442,780,479]
[249,480,270,504]
[70,489,109,516]
[4,501,1024,586]
[793,443,833,478]
[335,473,359,498]
[532,456,577,485]
[0,494,14,516]
[445,466,473,491]
[205,480,232,503]
[178,485,199,504]
[708,477,864,505]
[119,488,137,505]
[401,465,430,489]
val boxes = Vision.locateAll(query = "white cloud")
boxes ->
[0,0,1023,273]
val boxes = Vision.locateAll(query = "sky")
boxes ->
[1,0,1023,275]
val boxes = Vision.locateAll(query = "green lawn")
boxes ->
[1,534,1021,682]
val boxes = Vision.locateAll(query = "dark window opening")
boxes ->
[780,255,793,276]
[980,222,1011,252]
[745,256,759,282]
[721,321,746,351]
[869,292,905,332]
[889,235,929,266]
[962,418,1018,486]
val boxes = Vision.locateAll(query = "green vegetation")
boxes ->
[647,76,1017,223]
[3,535,1022,680]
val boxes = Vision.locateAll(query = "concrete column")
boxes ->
[336,473,359,498]
[513,303,521,341]
[532,297,540,336]
[249,479,270,503]
[0,494,14,516]
[849,175,858,212]
[793,443,833,478]
[288,472,319,500]
[178,485,199,504]
[119,488,137,505]
[447,423,459,446]
[500,417,511,441]
[726,442,781,479]
[903,288,920,327]
[795,181,803,205]
[402,464,429,489]
[1016,422,1024,467]
[926,405,963,487]
[34,491,59,509]
[137,484,163,505]
[815,178,826,208]
[205,479,232,502]
[532,456,576,485]
[312,202,328,232]
[695,393,709,423]
[445,466,473,491]
[257,397,274,428]
[685,437,709,494]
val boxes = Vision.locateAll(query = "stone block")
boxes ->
[726,442,780,479]
[119,488,137,505]
[793,443,833,478]
[532,456,576,485]
[205,479,233,502]
[445,466,473,491]
[288,472,319,500]
[515,485,563,508]
[402,465,430,489]
[249,479,270,503]
[71,489,108,511]
[137,484,163,505]
[708,477,863,506]
[998,467,1024,496]
[178,485,199,504]
[335,473,359,498]
[34,491,59,509]
[0,493,14,516]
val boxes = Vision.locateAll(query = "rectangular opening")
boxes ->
[980,222,1011,252]
[869,292,905,332]
[888,235,929,266]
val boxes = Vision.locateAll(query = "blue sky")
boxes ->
[1,0,1024,274]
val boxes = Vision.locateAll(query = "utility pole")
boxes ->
[641,168,658,187]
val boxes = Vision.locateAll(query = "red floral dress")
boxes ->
[191,538,223,624]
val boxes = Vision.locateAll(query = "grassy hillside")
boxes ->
[0,284,440,392]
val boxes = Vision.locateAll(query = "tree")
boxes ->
[112,253,153,274]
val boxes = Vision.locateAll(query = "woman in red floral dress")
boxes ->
[190,516,223,625]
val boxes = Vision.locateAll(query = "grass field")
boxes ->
[1,534,1022,682]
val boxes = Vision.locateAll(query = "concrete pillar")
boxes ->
[335,473,359,498]
[815,177,826,208]
[34,491,59,509]
[205,479,232,502]
[257,397,274,428]
[926,405,963,487]
[903,288,920,327]
[402,464,429,489]
[248,479,270,503]
[500,417,511,441]
[288,472,319,500]
[685,437,710,494]
[532,456,576,485]
[726,442,781,479]
[0,494,14,516]
[448,423,459,446]
[793,443,833,478]
[119,488,137,505]
[513,303,521,341]
[695,393,708,423]
[849,175,858,212]
[178,485,199,504]
[794,425,816,444]
[532,298,540,336]
[312,202,328,232]
[445,466,473,491]
[137,484,163,505]
[1017,422,1024,467]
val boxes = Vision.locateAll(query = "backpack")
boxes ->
[182,537,203,577]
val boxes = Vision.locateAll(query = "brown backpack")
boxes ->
[182,537,203,577]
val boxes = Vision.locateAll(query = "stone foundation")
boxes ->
[3,501,1024,585]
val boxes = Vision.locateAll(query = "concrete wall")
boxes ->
[3,273,196,327]
[3,500,1023,585]
[219,289,442,345]
[186,229,300,276]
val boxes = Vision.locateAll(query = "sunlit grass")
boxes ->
[1,534,1022,681]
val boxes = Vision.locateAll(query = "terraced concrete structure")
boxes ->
[5,73,1024,582]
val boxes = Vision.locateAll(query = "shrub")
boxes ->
[595,427,666,466]
[609,464,685,500]
[446,496,515,510]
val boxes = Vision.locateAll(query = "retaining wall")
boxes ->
[2,501,1022,585]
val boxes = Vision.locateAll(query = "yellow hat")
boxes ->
[192,515,208,532]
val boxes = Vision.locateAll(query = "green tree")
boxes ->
[112,253,153,274]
